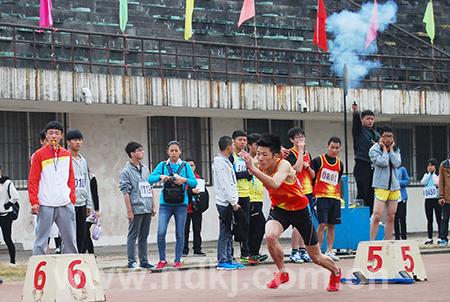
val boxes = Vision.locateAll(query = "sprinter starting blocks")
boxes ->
[341,240,427,284]
[22,254,105,302]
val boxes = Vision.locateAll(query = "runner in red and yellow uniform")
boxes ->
[239,134,341,292]
[311,137,344,262]
[286,127,315,263]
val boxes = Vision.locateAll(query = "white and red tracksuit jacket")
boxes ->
[28,144,76,207]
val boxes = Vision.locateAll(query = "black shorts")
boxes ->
[316,197,341,225]
[267,206,318,246]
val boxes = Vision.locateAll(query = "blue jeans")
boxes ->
[157,204,187,262]
[216,204,233,264]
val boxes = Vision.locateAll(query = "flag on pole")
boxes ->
[39,0,53,28]
[238,0,255,28]
[365,0,379,49]
[423,0,435,44]
[313,0,328,52]
[184,0,195,40]
[119,0,128,32]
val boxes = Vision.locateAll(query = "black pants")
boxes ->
[75,205,87,253]
[440,203,450,241]
[394,201,407,240]
[183,211,203,254]
[354,160,375,215]
[85,222,95,254]
[249,202,266,256]
[0,213,15,264]
[234,197,251,258]
[425,198,442,239]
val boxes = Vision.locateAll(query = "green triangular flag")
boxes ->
[119,0,128,32]
[423,0,435,44]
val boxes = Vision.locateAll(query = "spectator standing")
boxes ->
[229,130,254,264]
[438,157,450,247]
[247,133,268,263]
[213,136,242,270]
[286,128,313,263]
[85,171,100,254]
[421,159,441,245]
[183,159,207,257]
[66,129,93,254]
[394,165,410,240]
[311,137,344,261]
[352,103,380,215]
[369,126,401,241]
[28,121,78,255]
[149,141,197,269]
[0,164,19,265]
[119,142,155,269]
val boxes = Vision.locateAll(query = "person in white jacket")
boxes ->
[0,164,19,265]
[421,159,441,245]
[213,136,242,270]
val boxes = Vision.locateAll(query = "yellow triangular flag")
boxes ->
[423,0,435,44]
[184,0,195,40]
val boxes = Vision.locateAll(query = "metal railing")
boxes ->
[0,22,449,90]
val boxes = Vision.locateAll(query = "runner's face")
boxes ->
[188,160,196,172]
[256,146,277,170]
[290,134,305,146]
[46,129,62,146]
[248,142,258,155]
[131,147,145,160]
[167,144,181,161]
[362,115,375,128]
[233,136,247,152]
[327,142,341,158]
[68,138,83,152]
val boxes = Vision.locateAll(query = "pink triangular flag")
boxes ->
[39,0,53,28]
[365,0,379,49]
[238,0,255,28]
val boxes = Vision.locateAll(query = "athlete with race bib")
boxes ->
[239,134,341,292]
[311,136,344,262]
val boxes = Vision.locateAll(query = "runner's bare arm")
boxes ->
[292,144,305,173]
[240,151,290,189]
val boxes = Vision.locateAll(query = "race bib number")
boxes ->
[423,186,438,199]
[234,160,247,173]
[319,168,339,186]
[75,177,87,189]
[139,182,152,198]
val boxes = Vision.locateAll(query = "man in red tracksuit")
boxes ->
[28,121,78,255]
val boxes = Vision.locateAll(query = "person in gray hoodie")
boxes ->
[119,142,156,269]
[369,126,402,240]
[213,136,242,270]
[66,129,93,254]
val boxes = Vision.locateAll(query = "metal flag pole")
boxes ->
[343,64,349,176]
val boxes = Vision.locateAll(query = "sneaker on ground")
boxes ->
[266,272,289,289]
[289,251,304,264]
[216,262,237,270]
[257,254,269,262]
[325,251,340,261]
[193,251,207,256]
[127,262,140,269]
[231,262,245,269]
[54,248,61,254]
[182,253,188,257]
[174,261,182,268]
[326,269,342,292]
[240,256,258,265]
[438,239,448,247]
[155,260,168,269]
[140,262,155,269]
[299,250,312,263]
[424,239,433,245]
